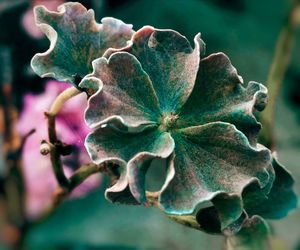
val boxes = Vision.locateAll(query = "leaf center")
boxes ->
[159,112,179,132]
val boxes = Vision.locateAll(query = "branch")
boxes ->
[68,163,107,191]
[44,87,82,189]
[37,162,108,221]
[49,86,82,117]
[38,86,117,217]
[260,1,300,149]
[53,162,121,205]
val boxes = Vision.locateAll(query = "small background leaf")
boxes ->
[224,216,270,250]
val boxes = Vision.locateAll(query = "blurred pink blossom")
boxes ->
[17,80,101,220]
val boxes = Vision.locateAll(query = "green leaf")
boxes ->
[85,126,174,204]
[176,53,267,145]
[104,26,204,113]
[159,122,272,231]
[31,2,134,87]
[243,155,297,219]
[224,216,271,250]
[79,52,160,131]
[82,25,295,234]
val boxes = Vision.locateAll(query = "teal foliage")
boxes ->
[28,0,299,249]
[31,2,134,87]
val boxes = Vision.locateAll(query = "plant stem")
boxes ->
[49,87,82,117]
[45,87,82,189]
[54,163,106,204]
[68,163,107,190]
[36,162,107,221]
[45,114,69,189]
[260,0,300,149]
[40,86,117,217]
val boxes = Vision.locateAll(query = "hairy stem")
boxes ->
[260,1,300,149]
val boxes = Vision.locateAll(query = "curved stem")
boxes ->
[49,87,81,116]
[37,162,107,221]
[260,1,300,149]
[53,162,117,205]
[45,87,82,189]
[68,163,106,191]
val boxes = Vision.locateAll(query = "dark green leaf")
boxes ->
[177,53,267,146]
[224,216,270,250]
[104,26,204,113]
[85,126,174,204]
[159,122,273,231]
[80,52,160,131]
[243,155,297,219]
[31,2,134,86]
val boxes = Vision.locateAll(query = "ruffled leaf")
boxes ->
[243,155,297,219]
[224,216,270,250]
[31,2,134,86]
[85,126,174,204]
[80,52,160,131]
[77,21,295,235]
[177,53,267,145]
[105,26,204,113]
[158,122,273,231]
[194,207,247,235]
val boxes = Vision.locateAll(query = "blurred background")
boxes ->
[0,0,299,249]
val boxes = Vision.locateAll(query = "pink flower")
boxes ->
[18,80,101,220]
